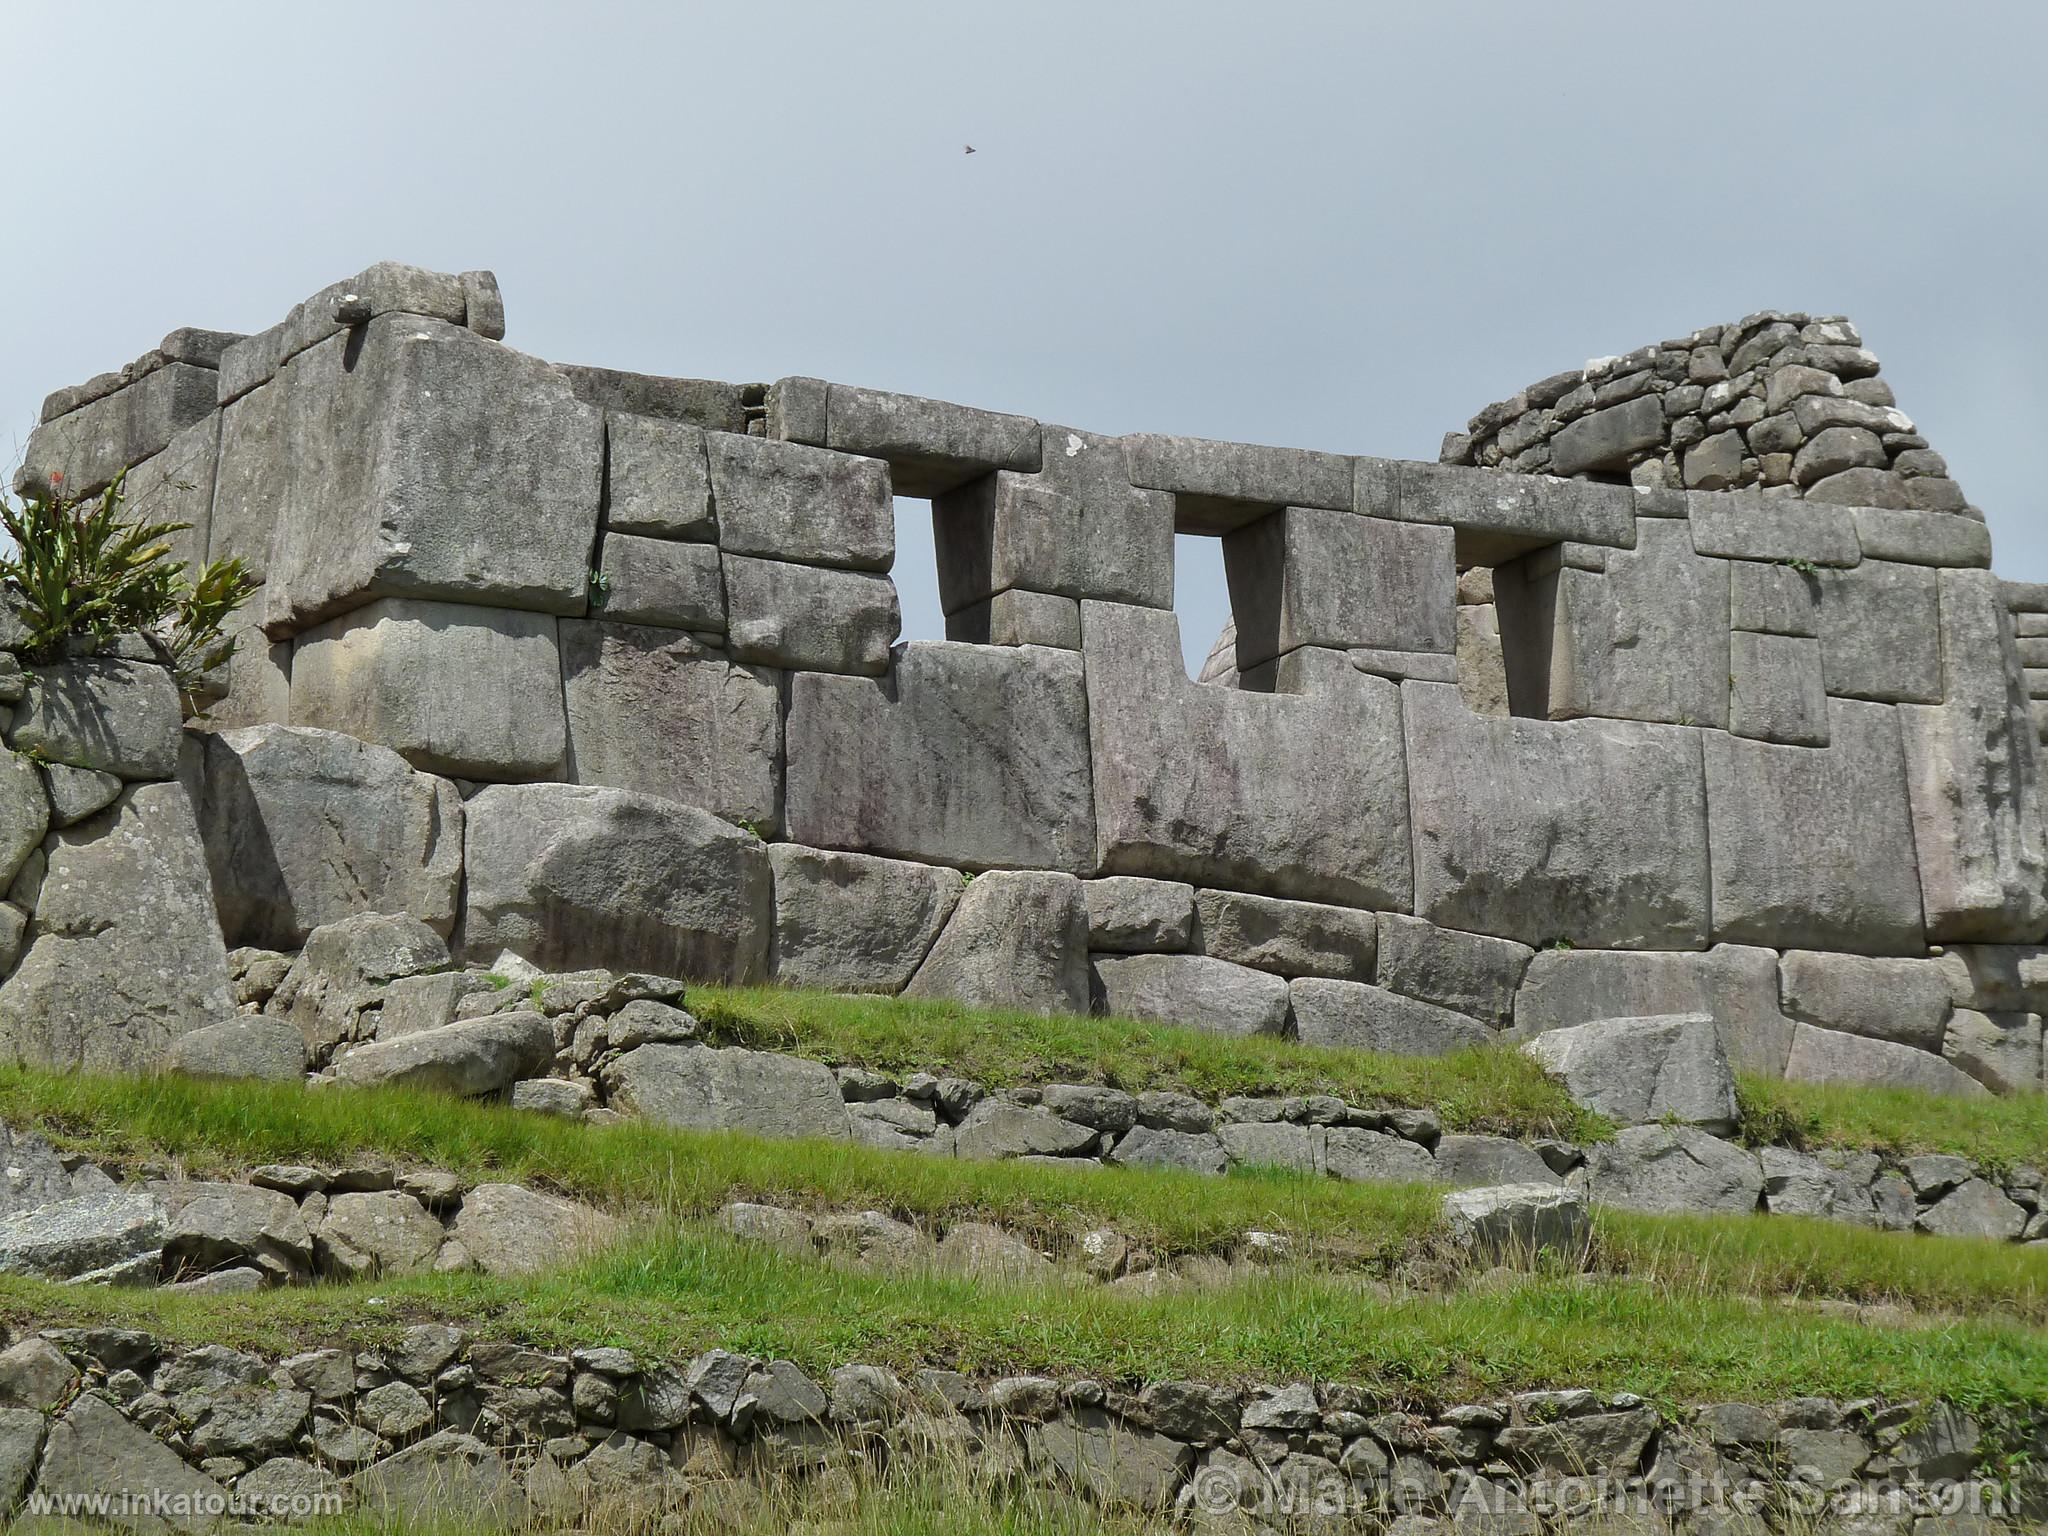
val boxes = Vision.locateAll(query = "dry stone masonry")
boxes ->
[7,266,2048,1105]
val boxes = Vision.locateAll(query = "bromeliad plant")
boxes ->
[0,470,258,710]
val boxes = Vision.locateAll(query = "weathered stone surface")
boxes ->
[0,783,234,1073]
[905,870,1089,1015]
[815,383,1040,498]
[1778,951,1952,1052]
[560,621,781,832]
[451,1183,619,1275]
[0,1336,75,1408]
[1322,1126,1437,1183]
[290,598,565,779]
[1729,631,1829,746]
[1936,943,2048,1013]
[1442,1183,1588,1265]
[1783,1022,1988,1097]
[195,724,463,949]
[463,783,770,982]
[1815,560,1942,704]
[14,361,217,500]
[331,1011,554,1097]
[169,1016,307,1083]
[1030,1406,1191,1510]
[32,1393,228,1534]
[595,535,725,630]
[0,1124,78,1220]
[1686,491,1858,566]
[603,1044,851,1140]
[604,413,714,539]
[1375,915,1531,1029]
[1375,461,1637,563]
[935,1221,1053,1282]
[1120,433,1350,524]
[0,758,48,892]
[8,656,183,780]
[1585,1126,1762,1215]
[268,911,447,1053]
[947,588,1084,649]
[1191,890,1376,979]
[1730,560,1819,636]
[1704,699,1926,955]
[1291,978,1492,1056]
[707,433,892,570]
[1224,508,1456,665]
[1084,602,1411,907]
[1456,601,1511,716]
[723,554,899,675]
[350,1429,522,1526]
[0,1191,164,1282]
[1514,944,1795,1077]
[1432,1134,1561,1187]
[1108,1124,1229,1174]
[1549,396,1664,476]
[1853,507,1991,568]
[1901,570,2048,942]
[1919,1178,2027,1240]
[157,1180,312,1281]
[263,315,601,626]
[40,761,123,830]
[1082,876,1194,953]
[787,640,1095,874]
[315,1191,445,1278]
[1942,1008,2043,1095]
[1405,681,1708,950]
[1091,953,1290,1037]
[117,413,221,574]
[1521,1014,1737,1131]
[768,845,960,993]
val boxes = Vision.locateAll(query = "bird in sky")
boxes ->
[964,144,976,155]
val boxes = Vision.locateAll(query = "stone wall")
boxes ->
[7,265,2047,1097]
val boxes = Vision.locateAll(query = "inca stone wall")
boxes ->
[7,264,2047,1097]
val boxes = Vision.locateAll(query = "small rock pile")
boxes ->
[1443,311,1970,511]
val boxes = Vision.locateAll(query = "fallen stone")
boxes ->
[1918,1178,2027,1241]
[1783,1022,1988,1097]
[330,1011,555,1097]
[314,1191,445,1279]
[0,1123,85,1220]
[168,1016,307,1083]
[935,1222,1052,1282]
[33,1393,228,1534]
[451,1183,619,1275]
[1585,1126,1762,1215]
[1442,1183,1589,1266]
[1513,944,1796,1079]
[0,1191,165,1282]
[602,1044,851,1141]
[158,1181,312,1282]
[1520,1014,1738,1131]
[267,911,449,1054]
[510,1077,597,1117]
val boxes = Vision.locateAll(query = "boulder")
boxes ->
[157,1181,312,1281]
[0,783,235,1073]
[1403,680,1709,950]
[1028,1407,1191,1511]
[785,639,1096,874]
[7,655,183,780]
[267,912,450,1055]
[602,1044,850,1141]
[331,1011,554,1097]
[768,844,961,993]
[954,1101,1098,1161]
[1374,914,1532,1029]
[451,1183,619,1275]
[1704,698,1927,954]
[1106,1125,1229,1175]
[1584,1126,1762,1215]
[0,1337,76,1410]
[1513,943,1796,1079]
[935,1221,1053,1282]
[510,1077,597,1117]
[315,1191,446,1278]
[1091,953,1290,1037]
[349,1429,523,1526]
[33,1394,229,1534]
[1190,890,1377,979]
[1783,1022,1989,1097]
[462,783,771,982]
[904,870,1089,1015]
[560,622,781,832]
[0,1190,165,1282]
[193,724,464,949]
[1322,1127,1437,1183]
[287,598,568,779]
[1431,1134,1562,1187]
[0,1122,81,1219]
[1081,876,1195,953]
[1290,978,1492,1056]
[1442,1183,1589,1265]
[168,1016,307,1083]
[1520,1014,1738,1132]
[1918,1178,2027,1241]
[1082,602,1412,907]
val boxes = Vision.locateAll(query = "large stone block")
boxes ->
[12,362,217,499]
[1851,507,1991,568]
[1223,508,1456,669]
[1512,944,1795,1077]
[208,370,292,578]
[604,413,714,539]
[7,656,184,780]
[263,316,602,629]
[1290,977,1492,1056]
[768,845,961,994]
[603,1041,849,1142]
[0,758,49,893]
[1685,491,1859,566]
[1367,461,1637,564]
[904,870,1089,1015]
[786,640,1095,873]
[595,536,725,631]
[1814,561,1942,704]
[1083,602,1411,908]
[1404,681,1709,950]
[1120,433,1352,528]
[289,599,567,780]
[120,413,221,576]
[1942,1008,2043,1095]
[1703,698,1926,956]
[723,554,898,675]
[1783,1022,1988,1097]
[1778,950,1951,1052]
[934,462,1174,613]
[462,783,770,982]
[195,724,464,950]
[1729,631,1828,746]
[1901,570,2048,943]
[1520,1014,1737,1131]
[706,433,892,570]
[0,783,234,1072]
[1547,396,1664,477]
[560,621,781,832]
[810,382,1041,497]
[1584,1126,1762,1215]
[217,261,470,403]
[1375,914,1532,1029]
[1082,876,1194,953]
[1190,890,1376,979]
[1090,953,1291,1037]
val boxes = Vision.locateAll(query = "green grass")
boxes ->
[4,1222,2045,1413]
[1738,1073,2048,1173]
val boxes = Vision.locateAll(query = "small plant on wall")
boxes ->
[0,470,258,713]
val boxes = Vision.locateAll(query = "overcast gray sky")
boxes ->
[7,2,2043,673]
